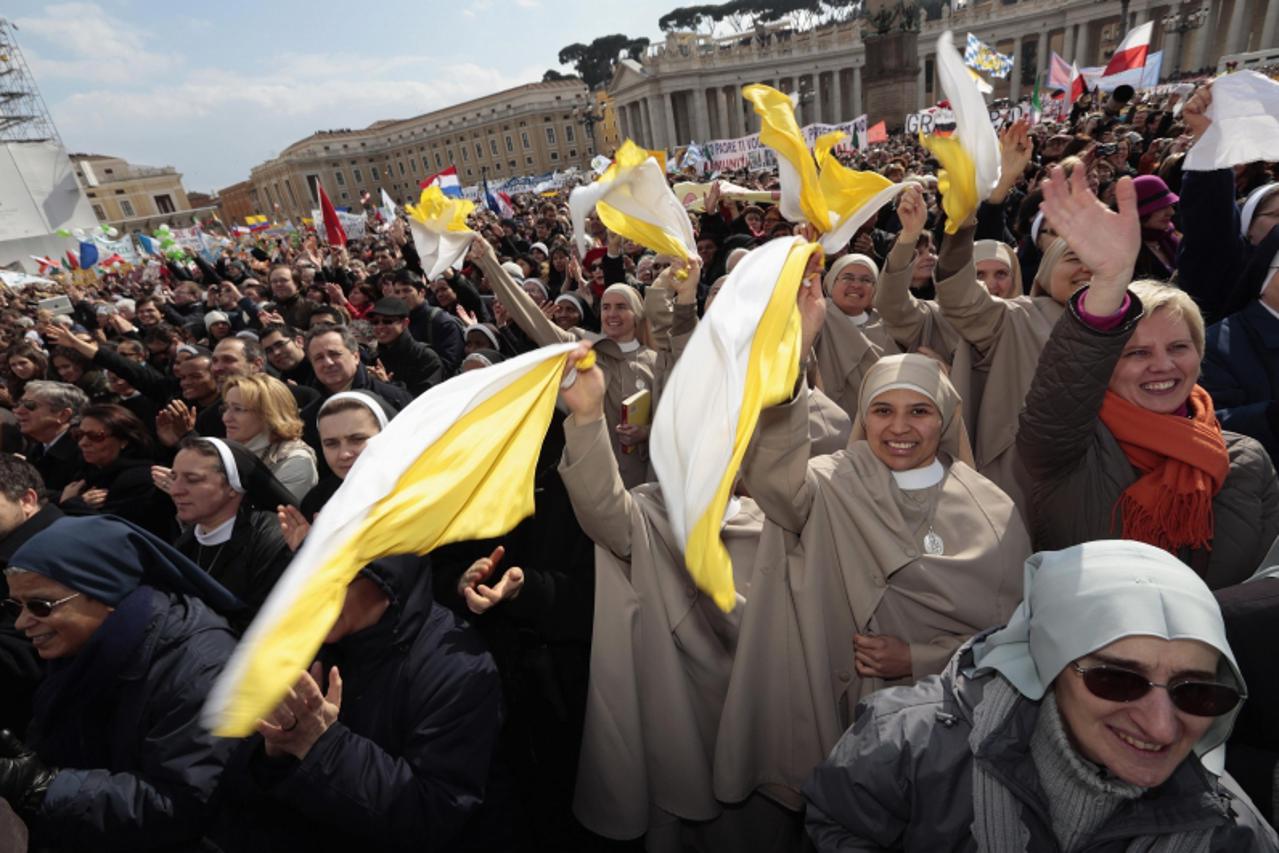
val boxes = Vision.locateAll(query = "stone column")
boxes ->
[1036,29,1047,85]
[663,91,678,147]
[1264,0,1279,54]
[692,88,711,142]
[1010,36,1023,101]
[1064,23,1076,63]
[916,56,927,109]
[1163,27,1183,79]
[714,86,729,139]
[1076,21,1091,67]
[617,104,630,141]
[832,68,844,123]
[809,73,824,124]
[852,64,863,118]
[641,98,656,148]
[1226,0,1251,55]
[1191,9,1215,73]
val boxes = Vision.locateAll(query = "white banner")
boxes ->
[702,117,872,173]
[904,100,1035,135]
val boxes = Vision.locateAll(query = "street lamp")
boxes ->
[1162,3,1210,78]
[572,103,605,156]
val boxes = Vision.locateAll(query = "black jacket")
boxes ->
[61,455,175,541]
[26,586,237,852]
[376,331,445,398]
[92,345,177,407]
[217,559,507,853]
[173,507,293,634]
[0,504,62,735]
[25,431,83,495]
[406,302,465,375]
[1203,298,1279,466]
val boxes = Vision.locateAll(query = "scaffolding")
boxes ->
[0,17,62,144]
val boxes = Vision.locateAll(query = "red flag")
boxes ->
[64,250,79,271]
[1103,21,1152,76]
[867,121,888,144]
[1070,63,1086,104]
[317,181,347,247]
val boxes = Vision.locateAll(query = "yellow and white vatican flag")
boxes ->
[650,236,821,612]
[922,30,1002,233]
[568,139,696,261]
[743,85,908,253]
[203,342,587,736]
[406,185,477,279]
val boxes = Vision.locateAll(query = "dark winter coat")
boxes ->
[1017,289,1279,588]
[25,586,237,852]
[216,558,506,853]
[376,330,445,398]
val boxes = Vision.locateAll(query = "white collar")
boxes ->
[845,310,869,326]
[720,496,742,528]
[891,458,945,490]
[195,514,236,545]
[44,428,69,451]
[615,338,641,352]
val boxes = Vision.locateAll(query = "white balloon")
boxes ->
[72,227,86,240]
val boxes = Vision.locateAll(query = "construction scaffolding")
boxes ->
[0,17,62,144]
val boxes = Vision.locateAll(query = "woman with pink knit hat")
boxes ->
[1132,174,1180,282]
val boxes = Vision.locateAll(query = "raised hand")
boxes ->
[455,304,478,327]
[1181,82,1213,140]
[277,504,311,552]
[1039,164,1138,314]
[798,255,827,357]
[990,120,1033,203]
[151,465,175,494]
[155,400,195,447]
[456,545,525,615]
[895,184,928,244]
[558,341,605,425]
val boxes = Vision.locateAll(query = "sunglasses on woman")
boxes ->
[73,427,111,443]
[1071,662,1242,717]
[1,592,81,618]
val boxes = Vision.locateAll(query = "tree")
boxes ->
[542,69,574,82]
[658,4,719,33]
[558,34,653,89]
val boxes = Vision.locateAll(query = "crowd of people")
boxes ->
[0,76,1278,852]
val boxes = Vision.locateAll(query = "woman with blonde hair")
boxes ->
[221,373,317,500]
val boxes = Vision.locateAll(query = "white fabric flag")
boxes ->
[1183,71,1279,172]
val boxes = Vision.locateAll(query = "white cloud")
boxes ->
[16,2,180,84]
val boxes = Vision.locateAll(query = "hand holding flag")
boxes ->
[405,185,477,280]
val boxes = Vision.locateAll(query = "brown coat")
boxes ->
[716,388,1030,808]
[561,396,849,845]
[931,225,1066,513]
[811,302,899,420]
[1018,290,1279,588]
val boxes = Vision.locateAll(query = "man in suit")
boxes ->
[13,381,87,494]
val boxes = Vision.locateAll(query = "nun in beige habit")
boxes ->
[556,341,851,851]
[473,236,696,487]
[713,353,1031,810]
[931,223,1091,509]
[810,253,901,421]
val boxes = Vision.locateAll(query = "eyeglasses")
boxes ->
[16,399,40,411]
[367,316,403,326]
[1,592,81,618]
[1071,662,1242,717]
[73,427,111,443]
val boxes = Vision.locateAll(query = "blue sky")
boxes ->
[9,1,674,192]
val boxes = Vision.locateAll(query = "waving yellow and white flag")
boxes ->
[743,84,907,253]
[650,236,821,611]
[203,342,590,736]
[406,185,476,279]
[568,139,696,261]
[922,31,1002,233]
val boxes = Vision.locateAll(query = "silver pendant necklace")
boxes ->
[923,527,945,556]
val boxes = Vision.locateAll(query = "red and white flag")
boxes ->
[1103,20,1153,77]
[1049,51,1086,103]
[317,181,347,247]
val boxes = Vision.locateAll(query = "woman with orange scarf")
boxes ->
[1016,165,1279,587]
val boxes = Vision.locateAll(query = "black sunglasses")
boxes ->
[1072,662,1242,717]
[2,592,81,618]
[367,316,403,326]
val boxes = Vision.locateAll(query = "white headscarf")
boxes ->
[972,540,1245,773]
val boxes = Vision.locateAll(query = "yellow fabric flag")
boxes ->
[568,139,696,261]
[650,236,821,611]
[203,343,589,736]
[743,84,831,230]
[920,133,979,235]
